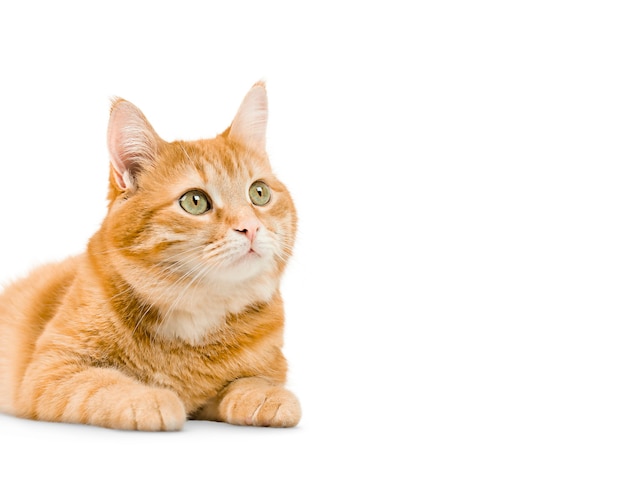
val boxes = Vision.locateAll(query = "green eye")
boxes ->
[179,190,211,215]
[249,181,271,206]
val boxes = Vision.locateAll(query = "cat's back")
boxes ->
[0,256,79,414]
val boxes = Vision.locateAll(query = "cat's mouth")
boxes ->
[230,246,261,264]
[217,247,265,280]
[244,247,261,259]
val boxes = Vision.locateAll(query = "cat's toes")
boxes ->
[117,388,186,431]
[224,386,301,428]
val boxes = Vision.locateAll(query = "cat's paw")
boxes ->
[219,381,301,428]
[87,388,187,431]
[130,389,187,431]
[108,387,186,431]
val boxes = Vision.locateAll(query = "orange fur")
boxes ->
[0,83,300,430]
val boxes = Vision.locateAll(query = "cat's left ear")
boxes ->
[107,98,163,192]
[224,82,268,151]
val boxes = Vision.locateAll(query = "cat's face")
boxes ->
[100,84,296,300]
[109,138,295,284]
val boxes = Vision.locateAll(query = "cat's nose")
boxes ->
[234,217,260,243]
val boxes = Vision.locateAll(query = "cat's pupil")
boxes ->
[193,195,200,205]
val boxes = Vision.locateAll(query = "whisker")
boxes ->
[96,222,294,343]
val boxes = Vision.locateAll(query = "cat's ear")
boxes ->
[224,82,268,151]
[107,98,162,192]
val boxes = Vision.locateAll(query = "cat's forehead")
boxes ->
[165,138,269,204]
[186,138,267,176]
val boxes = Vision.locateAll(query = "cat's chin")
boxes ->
[209,251,272,283]
[155,255,279,345]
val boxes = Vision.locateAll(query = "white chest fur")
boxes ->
[155,276,278,345]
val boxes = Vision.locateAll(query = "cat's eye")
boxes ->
[179,190,211,215]
[249,181,271,206]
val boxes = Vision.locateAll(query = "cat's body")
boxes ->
[0,83,301,430]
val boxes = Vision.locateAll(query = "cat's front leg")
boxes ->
[194,377,301,427]
[19,365,186,431]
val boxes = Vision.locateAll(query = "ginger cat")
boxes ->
[0,82,301,430]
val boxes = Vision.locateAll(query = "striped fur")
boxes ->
[0,83,300,430]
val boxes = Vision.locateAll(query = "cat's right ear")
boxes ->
[107,98,162,192]
[224,82,268,152]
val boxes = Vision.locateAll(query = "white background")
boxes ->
[0,1,624,495]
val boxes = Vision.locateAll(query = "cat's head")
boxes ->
[99,83,296,299]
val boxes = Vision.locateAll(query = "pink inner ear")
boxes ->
[107,98,160,192]
[108,124,129,190]
[110,160,128,190]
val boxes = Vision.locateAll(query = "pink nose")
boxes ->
[234,217,260,243]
